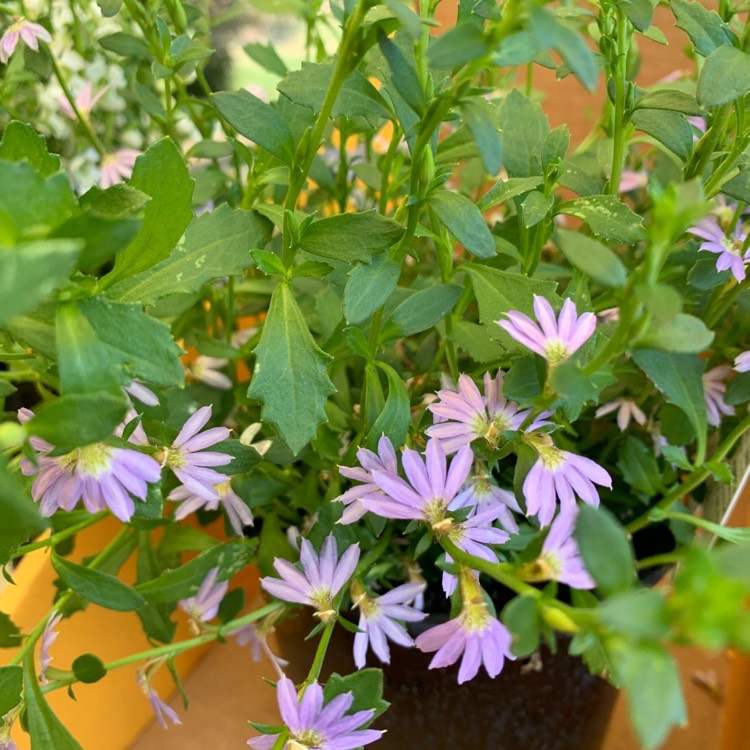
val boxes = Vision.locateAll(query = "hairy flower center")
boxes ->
[62,443,113,476]
[543,338,570,365]
[539,445,566,471]
[162,446,186,469]
[292,730,325,749]
[310,588,334,612]
[423,498,447,526]
[721,236,747,257]
[357,595,380,620]
[462,599,491,633]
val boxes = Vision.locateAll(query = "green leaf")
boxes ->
[0,665,22,720]
[574,505,635,596]
[72,654,107,684]
[52,553,147,611]
[243,41,288,77]
[551,18,598,92]
[428,23,489,68]
[385,0,423,40]
[556,228,626,288]
[298,210,404,263]
[248,282,336,454]
[343,254,401,324]
[451,320,501,362]
[24,657,84,750]
[277,63,392,125]
[79,183,150,219]
[366,362,410,451]
[26,394,128,449]
[606,638,686,750]
[106,139,194,284]
[541,125,570,168]
[108,205,272,305]
[462,99,502,175]
[0,240,80,325]
[631,109,693,161]
[478,176,543,211]
[0,458,45,566]
[632,349,707,462]
[520,190,553,228]
[210,440,261,476]
[0,121,60,175]
[599,589,670,641]
[557,195,645,244]
[136,541,252,603]
[497,90,549,178]
[378,31,425,114]
[637,312,714,353]
[213,90,295,166]
[0,612,22,648]
[383,283,462,339]
[616,436,663,496]
[501,596,541,657]
[697,46,750,108]
[97,0,123,16]
[635,89,705,116]
[726,371,750,405]
[622,0,656,31]
[323,669,389,718]
[430,190,495,258]
[670,0,734,57]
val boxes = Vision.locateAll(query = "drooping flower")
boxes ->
[179,568,228,629]
[415,570,514,684]
[703,365,735,427]
[58,82,107,120]
[364,439,473,526]
[426,371,549,453]
[137,670,181,729]
[169,478,253,535]
[619,170,647,193]
[734,351,750,373]
[239,423,273,457]
[230,622,288,676]
[522,433,612,527]
[39,611,63,685]
[689,217,749,283]
[0,17,51,64]
[124,380,159,407]
[334,435,399,524]
[595,398,647,431]
[520,509,595,589]
[496,296,597,365]
[189,356,232,390]
[248,676,382,750]
[100,149,139,189]
[260,534,360,619]
[161,406,232,501]
[351,581,426,669]
[18,408,162,522]
[449,473,521,534]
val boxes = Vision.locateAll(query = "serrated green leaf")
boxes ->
[556,228,626,288]
[616,436,663,496]
[78,184,150,219]
[430,190,495,258]
[521,190,553,228]
[243,41,288,77]
[343,254,402,324]
[631,109,693,161]
[670,0,734,57]
[558,195,645,243]
[462,98,502,175]
[635,89,705,116]
[378,31,425,114]
[248,282,336,454]
[497,90,549,178]
[478,176,544,211]
[323,669,389,718]
[0,121,60,175]
[697,46,750,108]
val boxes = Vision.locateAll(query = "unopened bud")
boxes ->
[541,605,579,634]
[315,609,337,623]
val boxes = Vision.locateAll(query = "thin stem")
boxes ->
[15,512,107,556]
[607,8,629,196]
[687,103,731,181]
[636,551,684,570]
[303,618,336,686]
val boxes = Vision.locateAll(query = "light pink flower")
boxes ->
[58,82,107,120]
[190,356,232,390]
[0,17,51,64]
[595,398,647,431]
[169,478,253,536]
[137,670,181,729]
[619,170,647,193]
[703,365,735,427]
[39,611,63,685]
[179,567,228,626]
[100,149,139,189]
[734,351,750,373]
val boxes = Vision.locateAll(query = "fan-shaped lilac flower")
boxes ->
[426,371,550,453]
[261,534,360,619]
[522,510,595,589]
[351,581,426,668]
[497,296,596,365]
[689,217,749,282]
[523,433,612,527]
[415,571,514,684]
[39,611,62,685]
[449,474,521,534]
[248,676,382,750]
[595,398,647,431]
[169,479,253,535]
[0,733,19,749]
[179,568,228,629]
[137,670,181,729]
[58,82,107,120]
[190,356,232,390]
[18,408,162,522]
[334,436,399,524]
[230,623,288,676]
[703,365,735,427]
[734,351,750,373]
[100,149,139,189]
[125,380,159,407]
[0,17,51,64]
[619,170,647,193]
[162,406,232,502]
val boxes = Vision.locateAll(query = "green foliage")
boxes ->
[501,595,541,657]
[366,361,409,450]
[555,229,626,288]
[497,90,549,177]
[670,0,734,57]
[71,654,108,684]
[0,665,22,722]
[0,120,60,175]
[323,669,389,719]
[0,453,45,566]
[429,190,496,258]
[697,46,750,108]
[557,196,645,244]
[382,284,462,339]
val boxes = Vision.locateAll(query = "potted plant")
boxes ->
[1,0,750,749]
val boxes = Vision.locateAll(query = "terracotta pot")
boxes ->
[274,613,617,750]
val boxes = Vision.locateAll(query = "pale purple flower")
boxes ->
[496,296,597,365]
[163,405,232,502]
[58,82,107,120]
[522,434,612,527]
[231,623,288,676]
[619,170,647,193]
[125,380,159,407]
[190,356,232,390]
[248,676,382,750]
[426,371,549,453]
[137,670,181,729]
[169,478,253,535]
[688,115,706,143]
[703,365,735,427]
[100,149,139,189]
[239,422,273,457]
[449,474,521,534]
[734,351,750,373]
[595,398,647,431]
[261,534,360,618]
[179,567,228,625]
[415,573,514,684]
[689,217,749,282]
[352,582,426,668]
[363,439,473,525]
[0,17,51,64]
[18,408,162,522]
[525,509,595,589]
[0,735,19,750]
[334,435,399,524]
[39,611,62,685]
[597,307,620,324]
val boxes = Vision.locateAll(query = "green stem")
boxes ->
[626,412,750,534]
[636,551,684,570]
[303,618,336,686]
[607,8,629,196]
[15,513,107,556]
[687,103,731,181]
